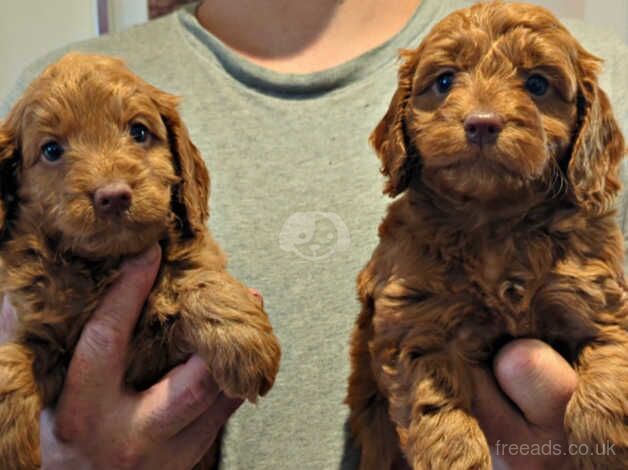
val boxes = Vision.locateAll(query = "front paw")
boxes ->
[204,326,281,402]
[566,396,628,469]
[0,344,42,469]
[565,338,628,469]
[401,408,491,470]
[180,293,280,401]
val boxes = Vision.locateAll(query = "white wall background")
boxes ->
[0,0,627,101]
[526,0,628,43]
[108,0,149,34]
[0,0,147,100]
[0,0,98,99]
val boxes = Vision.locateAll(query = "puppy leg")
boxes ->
[565,329,628,470]
[0,343,41,470]
[175,269,281,402]
[401,406,489,470]
[391,356,491,470]
[347,306,407,470]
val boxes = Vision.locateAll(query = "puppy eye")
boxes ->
[130,123,150,144]
[433,72,455,95]
[41,141,64,163]
[525,74,550,97]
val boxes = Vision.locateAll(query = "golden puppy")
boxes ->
[347,3,627,469]
[0,53,281,469]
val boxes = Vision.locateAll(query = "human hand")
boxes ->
[0,293,17,345]
[471,339,578,470]
[39,245,243,470]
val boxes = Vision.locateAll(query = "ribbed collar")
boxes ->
[174,0,452,97]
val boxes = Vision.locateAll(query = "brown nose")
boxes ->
[464,112,503,145]
[93,182,132,215]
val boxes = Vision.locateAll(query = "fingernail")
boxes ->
[249,288,264,307]
[127,244,160,267]
[224,396,244,416]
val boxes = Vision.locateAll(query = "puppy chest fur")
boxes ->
[347,3,628,470]
[367,194,625,377]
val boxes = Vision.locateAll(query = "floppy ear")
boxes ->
[153,91,210,239]
[370,50,420,197]
[567,51,625,215]
[0,122,20,240]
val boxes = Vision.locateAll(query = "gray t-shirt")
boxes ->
[2,2,628,469]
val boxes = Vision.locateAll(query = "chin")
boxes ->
[59,223,167,259]
[422,151,548,204]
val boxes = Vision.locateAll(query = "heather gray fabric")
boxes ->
[2,3,628,469]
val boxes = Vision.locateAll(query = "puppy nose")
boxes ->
[93,182,132,215]
[464,112,503,145]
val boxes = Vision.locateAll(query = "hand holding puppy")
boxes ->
[0,247,243,469]
[38,246,239,470]
[472,340,578,470]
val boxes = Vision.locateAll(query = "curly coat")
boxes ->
[346,3,628,469]
[0,53,281,469]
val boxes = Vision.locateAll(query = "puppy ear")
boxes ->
[370,50,420,197]
[568,51,625,215]
[153,91,210,239]
[0,123,20,238]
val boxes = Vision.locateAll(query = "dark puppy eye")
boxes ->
[434,72,455,94]
[130,123,150,144]
[525,74,550,97]
[41,141,64,163]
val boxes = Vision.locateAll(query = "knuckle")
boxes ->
[199,421,220,443]
[53,413,88,443]
[196,411,222,443]
[180,374,214,411]
[112,444,145,470]
[121,269,153,295]
[80,320,122,357]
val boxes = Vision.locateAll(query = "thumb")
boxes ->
[493,339,577,430]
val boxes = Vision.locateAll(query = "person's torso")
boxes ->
[2,2,628,469]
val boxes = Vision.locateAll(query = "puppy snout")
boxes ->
[93,182,132,215]
[464,112,503,146]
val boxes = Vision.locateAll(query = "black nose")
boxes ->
[93,182,132,215]
[464,112,503,145]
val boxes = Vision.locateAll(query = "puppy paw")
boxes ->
[204,324,280,403]
[566,338,628,469]
[177,276,281,402]
[401,408,491,470]
[566,398,628,470]
[0,344,41,469]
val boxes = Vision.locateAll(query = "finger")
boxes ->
[58,245,161,412]
[40,409,70,458]
[39,408,55,445]
[137,355,221,442]
[159,393,242,469]
[493,339,577,430]
[470,366,528,446]
[0,294,17,345]
[248,288,264,308]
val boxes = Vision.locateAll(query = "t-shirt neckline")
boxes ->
[174,0,451,96]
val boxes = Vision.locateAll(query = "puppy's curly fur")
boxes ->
[347,3,628,469]
[0,53,281,469]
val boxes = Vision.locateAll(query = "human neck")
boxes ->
[196,0,422,73]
